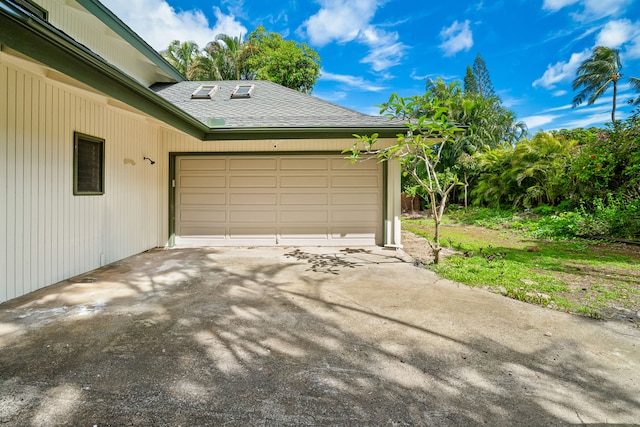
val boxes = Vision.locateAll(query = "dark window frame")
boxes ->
[73,132,105,196]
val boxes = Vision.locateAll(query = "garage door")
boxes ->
[174,155,383,246]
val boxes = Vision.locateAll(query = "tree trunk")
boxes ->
[464,172,469,211]
[612,80,617,123]
[433,246,441,264]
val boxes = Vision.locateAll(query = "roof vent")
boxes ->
[230,84,255,99]
[191,85,218,99]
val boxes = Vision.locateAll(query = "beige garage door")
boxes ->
[174,155,383,246]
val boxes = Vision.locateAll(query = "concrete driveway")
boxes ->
[1,246,639,426]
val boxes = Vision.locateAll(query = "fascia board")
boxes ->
[75,0,185,83]
[202,127,407,141]
[0,3,207,140]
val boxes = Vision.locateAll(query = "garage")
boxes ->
[173,154,384,246]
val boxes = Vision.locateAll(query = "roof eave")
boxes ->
[75,0,185,83]
[0,2,208,140]
[202,127,406,141]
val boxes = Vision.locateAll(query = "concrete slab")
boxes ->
[1,246,639,426]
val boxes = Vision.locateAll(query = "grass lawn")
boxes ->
[403,216,640,325]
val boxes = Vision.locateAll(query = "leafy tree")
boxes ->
[471,143,517,207]
[345,93,462,264]
[569,116,640,202]
[472,132,574,208]
[161,40,202,80]
[471,53,497,99]
[161,28,321,92]
[204,34,256,80]
[246,26,320,93]
[572,46,622,123]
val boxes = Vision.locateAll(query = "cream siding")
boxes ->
[31,0,175,86]
[0,56,166,302]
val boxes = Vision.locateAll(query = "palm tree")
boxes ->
[161,40,202,80]
[572,46,622,123]
[204,34,256,81]
[630,76,640,111]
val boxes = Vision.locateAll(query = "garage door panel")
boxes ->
[229,210,277,223]
[230,158,277,170]
[179,209,226,222]
[281,158,328,170]
[175,155,382,246]
[331,158,378,170]
[178,227,227,237]
[280,176,328,188]
[280,193,328,205]
[332,210,377,222]
[332,175,379,187]
[180,176,226,188]
[332,192,378,205]
[281,210,328,222]
[229,227,278,239]
[180,158,226,171]
[229,193,277,205]
[230,176,277,188]
[180,193,226,205]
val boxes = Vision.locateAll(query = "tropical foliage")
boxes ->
[160,27,321,92]
[389,48,638,242]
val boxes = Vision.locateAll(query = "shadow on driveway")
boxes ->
[1,246,639,425]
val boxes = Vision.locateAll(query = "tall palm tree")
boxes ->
[630,76,640,110]
[161,40,202,80]
[572,46,622,123]
[204,34,256,81]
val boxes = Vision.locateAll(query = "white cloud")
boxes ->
[544,0,634,20]
[101,0,247,51]
[596,19,639,48]
[532,49,590,89]
[553,89,568,97]
[521,115,558,129]
[320,70,387,92]
[542,104,573,113]
[542,0,579,12]
[438,20,473,57]
[579,0,634,20]
[300,0,407,73]
[301,0,378,46]
[359,27,406,71]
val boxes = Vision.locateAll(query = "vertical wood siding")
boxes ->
[0,59,164,302]
[33,0,164,86]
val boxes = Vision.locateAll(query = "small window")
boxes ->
[191,85,218,99]
[230,84,254,99]
[74,132,105,196]
[12,0,48,20]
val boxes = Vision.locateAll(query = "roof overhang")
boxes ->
[0,0,406,142]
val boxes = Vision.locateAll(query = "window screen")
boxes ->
[74,132,105,195]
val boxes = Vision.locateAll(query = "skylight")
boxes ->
[230,84,255,99]
[191,85,218,99]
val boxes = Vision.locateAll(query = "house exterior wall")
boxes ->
[0,49,402,303]
[31,0,174,86]
[0,53,166,302]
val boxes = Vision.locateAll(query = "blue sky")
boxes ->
[102,0,640,133]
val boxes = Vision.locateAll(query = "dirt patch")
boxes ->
[400,230,457,264]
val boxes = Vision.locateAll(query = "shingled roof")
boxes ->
[151,80,403,130]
